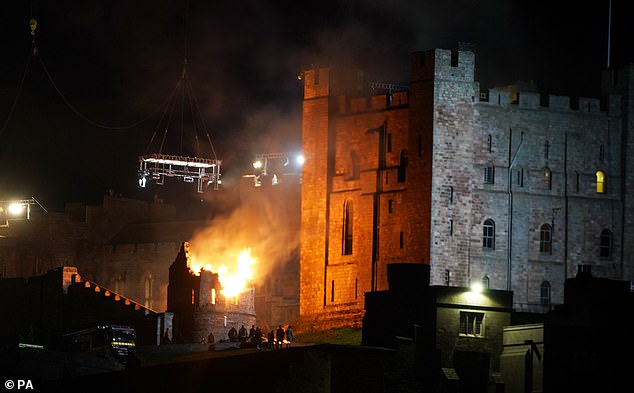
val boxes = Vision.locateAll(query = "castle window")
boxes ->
[399,231,404,249]
[448,186,454,203]
[600,229,612,259]
[388,199,393,214]
[460,311,484,337]
[487,134,492,153]
[484,166,495,184]
[449,218,453,236]
[539,223,552,254]
[355,278,358,300]
[331,280,335,302]
[482,275,490,289]
[348,150,360,180]
[211,288,216,305]
[343,201,353,255]
[444,270,450,286]
[543,167,552,190]
[574,171,580,193]
[544,140,550,160]
[397,150,408,183]
[540,281,551,307]
[517,168,524,187]
[599,144,605,161]
[596,171,605,193]
[483,219,495,249]
[387,133,392,153]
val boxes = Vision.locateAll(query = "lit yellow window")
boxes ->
[596,171,605,193]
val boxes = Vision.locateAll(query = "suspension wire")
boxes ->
[37,53,172,130]
[0,50,33,138]
[143,80,180,155]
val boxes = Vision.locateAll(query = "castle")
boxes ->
[298,46,634,328]
[2,45,633,334]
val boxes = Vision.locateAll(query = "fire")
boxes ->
[189,248,255,298]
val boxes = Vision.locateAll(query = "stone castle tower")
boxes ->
[299,46,634,327]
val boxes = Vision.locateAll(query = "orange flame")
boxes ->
[189,248,255,298]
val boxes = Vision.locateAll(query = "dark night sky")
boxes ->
[1,1,631,211]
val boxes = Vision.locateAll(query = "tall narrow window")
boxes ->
[543,167,552,190]
[487,134,492,153]
[483,219,495,249]
[343,201,353,255]
[460,311,484,336]
[331,280,335,302]
[448,186,454,203]
[348,150,360,180]
[600,229,612,258]
[540,281,551,307]
[211,288,216,305]
[397,150,408,183]
[517,168,524,187]
[596,171,605,193]
[482,275,490,289]
[449,218,453,236]
[540,224,552,254]
[484,166,495,184]
[387,133,392,153]
[444,270,450,286]
[544,140,550,159]
[599,144,605,161]
[574,172,580,193]
[399,231,404,249]
[388,199,393,214]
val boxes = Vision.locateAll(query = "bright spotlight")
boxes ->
[470,282,483,293]
[253,160,263,169]
[296,154,305,166]
[8,203,25,216]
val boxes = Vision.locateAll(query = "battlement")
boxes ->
[411,46,475,83]
[480,88,611,114]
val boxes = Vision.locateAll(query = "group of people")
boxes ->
[227,323,294,349]
[268,324,294,349]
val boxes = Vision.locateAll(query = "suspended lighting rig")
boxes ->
[138,153,221,193]
[137,58,222,194]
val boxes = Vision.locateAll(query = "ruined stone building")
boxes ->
[299,46,634,328]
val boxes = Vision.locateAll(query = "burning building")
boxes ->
[166,242,256,344]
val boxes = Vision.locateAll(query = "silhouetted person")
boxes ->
[228,327,238,342]
[276,325,285,348]
[285,325,294,347]
[254,327,263,350]
[249,325,256,342]
[238,325,248,344]
[207,331,215,350]
[267,329,275,349]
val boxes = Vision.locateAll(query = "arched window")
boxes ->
[600,228,612,258]
[539,224,552,254]
[482,275,490,289]
[342,201,353,255]
[540,281,551,307]
[596,170,605,193]
[543,167,552,190]
[482,219,495,249]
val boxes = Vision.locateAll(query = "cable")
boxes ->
[37,53,171,130]
[0,50,33,138]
